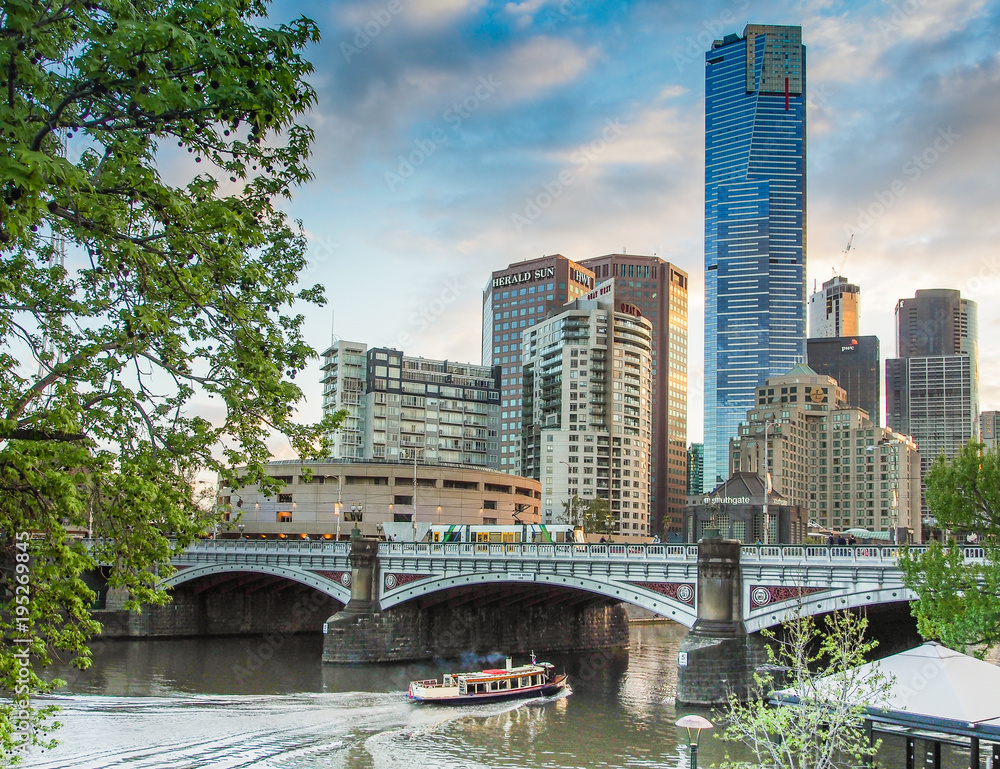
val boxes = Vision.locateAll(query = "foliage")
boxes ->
[582,497,612,535]
[718,610,891,769]
[898,442,1000,655]
[560,494,587,528]
[0,0,339,759]
[559,495,614,534]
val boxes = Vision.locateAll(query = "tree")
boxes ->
[0,0,339,759]
[718,610,891,769]
[583,497,612,535]
[898,442,1000,655]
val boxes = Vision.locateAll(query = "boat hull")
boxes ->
[408,674,568,705]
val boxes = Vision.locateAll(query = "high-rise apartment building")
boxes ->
[321,342,501,467]
[321,340,367,460]
[687,443,704,496]
[809,276,860,338]
[729,365,921,543]
[483,256,595,476]
[579,254,689,535]
[807,336,881,426]
[703,24,808,493]
[521,282,654,535]
[886,290,979,515]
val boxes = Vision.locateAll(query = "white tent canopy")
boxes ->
[773,642,1000,740]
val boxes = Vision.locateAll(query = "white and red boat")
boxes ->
[407,654,568,704]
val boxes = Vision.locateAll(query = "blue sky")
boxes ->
[257,0,1000,451]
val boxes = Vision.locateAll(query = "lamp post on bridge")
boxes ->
[350,503,363,540]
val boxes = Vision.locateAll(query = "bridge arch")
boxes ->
[744,584,915,633]
[378,570,698,628]
[161,562,352,605]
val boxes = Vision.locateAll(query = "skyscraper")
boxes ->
[807,335,881,426]
[687,443,704,497]
[809,276,860,338]
[703,24,807,492]
[579,254,689,535]
[482,255,595,476]
[886,289,979,517]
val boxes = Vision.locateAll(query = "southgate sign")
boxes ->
[493,266,555,288]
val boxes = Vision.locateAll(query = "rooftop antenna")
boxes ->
[329,308,341,346]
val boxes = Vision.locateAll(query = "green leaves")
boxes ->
[899,443,1000,656]
[719,611,890,769]
[0,0,337,760]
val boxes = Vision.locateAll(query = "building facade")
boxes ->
[983,411,999,451]
[320,342,501,468]
[808,275,860,338]
[520,282,654,536]
[687,443,705,496]
[218,460,541,538]
[684,473,806,544]
[894,288,977,359]
[579,254,689,536]
[886,289,979,516]
[482,255,596,477]
[703,23,808,493]
[807,335,880,426]
[729,365,921,543]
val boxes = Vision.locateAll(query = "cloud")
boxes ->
[492,36,596,102]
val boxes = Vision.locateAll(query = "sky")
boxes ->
[256,0,1000,456]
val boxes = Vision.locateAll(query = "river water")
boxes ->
[28,622,751,769]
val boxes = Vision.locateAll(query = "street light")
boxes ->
[675,714,714,769]
[350,503,363,539]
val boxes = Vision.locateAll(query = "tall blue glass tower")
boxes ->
[703,24,807,492]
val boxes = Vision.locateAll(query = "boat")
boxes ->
[407,653,568,704]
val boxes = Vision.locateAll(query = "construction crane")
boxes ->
[833,233,854,277]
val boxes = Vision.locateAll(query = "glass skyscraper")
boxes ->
[703,24,807,491]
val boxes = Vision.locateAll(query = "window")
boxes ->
[277,493,293,504]
[277,511,292,523]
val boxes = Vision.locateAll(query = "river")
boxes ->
[24,621,976,769]
[27,622,744,769]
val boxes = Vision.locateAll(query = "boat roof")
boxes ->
[450,664,548,678]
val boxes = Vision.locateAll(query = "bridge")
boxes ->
[156,536,982,705]
[163,538,963,632]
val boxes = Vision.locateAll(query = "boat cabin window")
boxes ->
[519,677,529,687]
[498,679,509,690]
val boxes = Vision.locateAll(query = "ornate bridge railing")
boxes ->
[377,542,699,560]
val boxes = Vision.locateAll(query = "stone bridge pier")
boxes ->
[321,536,629,664]
[676,534,765,705]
